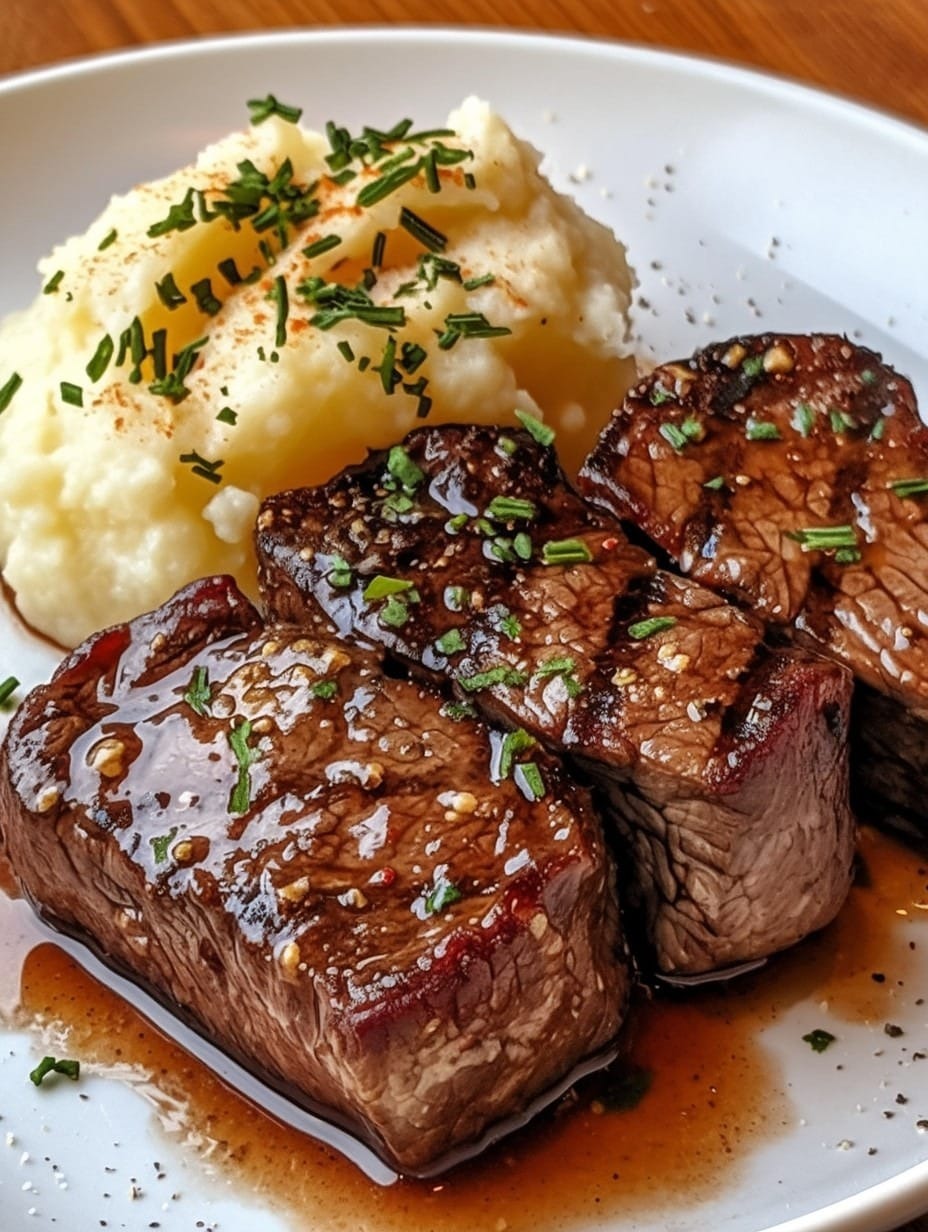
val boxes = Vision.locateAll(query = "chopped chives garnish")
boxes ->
[703,475,726,491]
[29,1056,80,1087]
[787,525,858,551]
[191,277,222,316]
[628,616,677,640]
[302,234,342,260]
[179,449,223,484]
[43,270,65,294]
[890,478,928,498]
[60,381,83,407]
[85,335,114,382]
[228,719,259,815]
[444,585,469,611]
[183,665,211,716]
[659,423,688,451]
[464,172,476,189]
[387,444,425,491]
[147,187,198,238]
[534,656,583,697]
[742,354,765,378]
[327,555,353,588]
[363,575,414,602]
[515,408,555,446]
[337,340,355,363]
[0,676,19,706]
[97,228,118,251]
[541,538,592,566]
[150,329,167,380]
[441,699,477,721]
[830,409,854,434]
[399,206,447,253]
[486,495,537,521]
[463,273,495,290]
[745,417,781,441]
[272,274,289,347]
[649,385,674,406]
[423,147,440,192]
[0,371,23,413]
[399,341,427,373]
[516,762,546,800]
[377,335,400,394]
[870,417,886,442]
[437,311,511,349]
[216,406,238,425]
[217,257,261,286]
[372,231,387,268]
[498,728,537,779]
[356,159,422,206]
[436,628,467,656]
[791,402,816,437]
[247,94,303,125]
[311,679,339,701]
[150,336,208,403]
[424,878,462,916]
[380,595,410,627]
[150,826,178,864]
[155,272,187,309]
[860,368,877,386]
[457,666,528,692]
[802,1028,836,1053]
[513,531,533,560]
[834,548,862,564]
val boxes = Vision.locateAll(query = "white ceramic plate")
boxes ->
[2,27,928,1232]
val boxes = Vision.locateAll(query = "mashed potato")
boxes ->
[0,97,635,647]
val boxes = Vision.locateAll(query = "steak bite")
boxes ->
[256,423,856,976]
[0,576,627,1175]
[579,333,928,832]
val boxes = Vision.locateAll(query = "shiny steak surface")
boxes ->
[0,576,628,1174]
[579,333,928,833]
[256,424,856,975]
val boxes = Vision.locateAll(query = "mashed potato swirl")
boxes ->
[0,97,635,647]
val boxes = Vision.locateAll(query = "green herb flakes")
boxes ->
[541,538,592,566]
[183,665,211,716]
[514,409,555,447]
[424,877,462,916]
[228,719,259,815]
[362,575,414,602]
[150,826,179,864]
[247,94,303,126]
[890,478,928,499]
[803,1028,836,1053]
[0,676,19,708]
[436,628,467,656]
[0,372,23,413]
[60,381,83,407]
[628,616,678,641]
[745,417,781,442]
[30,1056,81,1087]
[457,666,528,693]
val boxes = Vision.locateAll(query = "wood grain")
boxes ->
[2,2,927,1228]
[3,0,928,130]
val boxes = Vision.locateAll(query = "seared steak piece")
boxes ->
[579,333,928,833]
[256,423,856,976]
[0,576,627,1175]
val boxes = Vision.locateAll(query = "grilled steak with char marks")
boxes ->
[256,423,856,976]
[579,333,928,834]
[0,575,627,1174]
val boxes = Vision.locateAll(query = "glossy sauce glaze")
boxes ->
[2,826,925,1231]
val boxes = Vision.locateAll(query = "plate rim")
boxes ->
[2,22,928,1232]
[1,23,927,155]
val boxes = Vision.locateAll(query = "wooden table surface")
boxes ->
[2,2,927,1229]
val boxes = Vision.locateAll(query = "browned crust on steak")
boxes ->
[579,332,928,830]
[0,576,627,1173]
[256,424,856,974]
